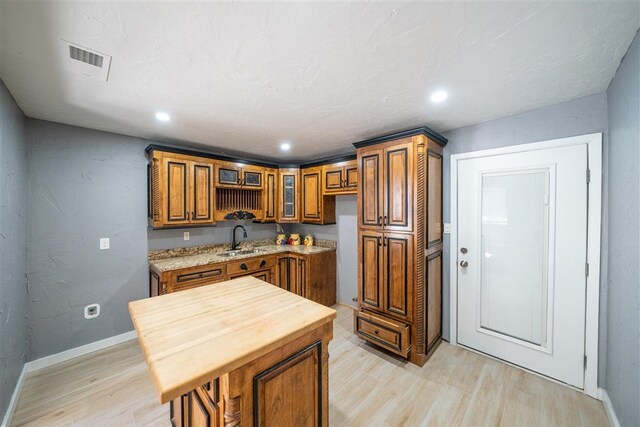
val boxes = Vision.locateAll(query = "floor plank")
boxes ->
[11,305,608,426]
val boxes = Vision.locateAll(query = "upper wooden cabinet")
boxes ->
[302,167,336,224]
[256,168,278,223]
[322,160,357,195]
[358,141,413,232]
[277,168,300,223]
[214,161,264,189]
[148,151,215,228]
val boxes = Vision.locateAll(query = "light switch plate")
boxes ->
[444,223,451,234]
[183,231,190,241]
[99,238,110,250]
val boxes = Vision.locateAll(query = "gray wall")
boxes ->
[441,92,610,385]
[0,81,28,417]
[292,196,358,307]
[605,30,639,427]
[25,119,280,360]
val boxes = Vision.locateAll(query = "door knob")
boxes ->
[460,260,468,268]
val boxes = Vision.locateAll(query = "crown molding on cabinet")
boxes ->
[352,126,448,149]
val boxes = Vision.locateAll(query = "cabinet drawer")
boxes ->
[354,310,410,357]
[170,265,226,290]
[226,255,276,275]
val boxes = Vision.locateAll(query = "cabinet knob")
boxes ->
[259,259,266,267]
[240,263,248,271]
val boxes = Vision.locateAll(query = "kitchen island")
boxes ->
[129,276,336,427]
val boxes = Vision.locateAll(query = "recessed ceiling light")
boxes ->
[155,112,171,122]
[430,90,448,103]
[280,142,291,151]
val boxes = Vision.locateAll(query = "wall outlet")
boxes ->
[183,231,190,241]
[99,238,110,250]
[84,303,100,319]
[444,223,451,234]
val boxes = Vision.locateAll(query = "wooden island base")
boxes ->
[129,277,335,427]
[171,322,332,427]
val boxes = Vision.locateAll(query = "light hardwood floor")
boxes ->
[11,305,608,426]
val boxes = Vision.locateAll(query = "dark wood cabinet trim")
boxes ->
[192,164,212,221]
[353,126,448,148]
[385,235,409,317]
[167,160,188,222]
[427,149,443,248]
[360,153,381,227]
[385,147,409,228]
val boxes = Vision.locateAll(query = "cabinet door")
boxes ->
[288,256,300,295]
[384,143,413,232]
[344,162,358,191]
[263,170,277,222]
[297,256,308,299]
[190,161,214,224]
[163,157,190,224]
[302,168,322,222]
[278,169,299,222]
[215,163,241,188]
[323,165,343,193]
[359,230,383,310]
[359,149,383,228]
[276,255,290,290]
[242,168,263,189]
[383,232,413,320]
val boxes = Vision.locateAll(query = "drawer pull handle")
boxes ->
[259,260,266,267]
[374,330,379,335]
[240,263,248,271]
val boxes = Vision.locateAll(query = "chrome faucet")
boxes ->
[231,225,247,251]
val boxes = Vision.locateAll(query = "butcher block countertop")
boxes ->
[128,276,337,404]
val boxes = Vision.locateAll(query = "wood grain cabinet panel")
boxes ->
[427,151,443,246]
[322,160,357,195]
[149,152,215,228]
[358,150,383,228]
[302,168,322,221]
[253,342,321,427]
[255,169,277,223]
[384,233,413,320]
[359,231,383,310]
[165,158,190,224]
[214,162,264,190]
[384,143,413,232]
[355,131,445,366]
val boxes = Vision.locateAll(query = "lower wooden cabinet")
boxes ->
[275,251,336,306]
[150,250,336,306]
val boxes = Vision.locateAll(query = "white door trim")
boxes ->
[449,133,602,399]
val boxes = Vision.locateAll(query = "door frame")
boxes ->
[449,133,602,398]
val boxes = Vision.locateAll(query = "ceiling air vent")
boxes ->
[62,40,112,82]
[69,45,104,68]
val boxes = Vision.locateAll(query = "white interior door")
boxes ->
[457,144,588,388]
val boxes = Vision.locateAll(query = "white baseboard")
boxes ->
[1,364,27,427]
[25,330,137,373]
[600,388,620,427]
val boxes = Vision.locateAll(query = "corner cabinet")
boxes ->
[148,151,215,228]
[301,167,335,224]
[354,128,446,367]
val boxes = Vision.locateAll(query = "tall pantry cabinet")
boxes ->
[354,128,447,366]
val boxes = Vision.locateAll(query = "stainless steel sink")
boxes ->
[218,248,264,258]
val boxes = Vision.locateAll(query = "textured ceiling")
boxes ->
[1,1,638,162]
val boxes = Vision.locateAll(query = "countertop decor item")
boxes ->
[304,234,314,246]
[275,234,287,245]
[289,233,301,246]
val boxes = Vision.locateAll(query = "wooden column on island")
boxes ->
[129,276,336,427]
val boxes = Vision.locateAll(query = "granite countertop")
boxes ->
[148,239,336,272]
